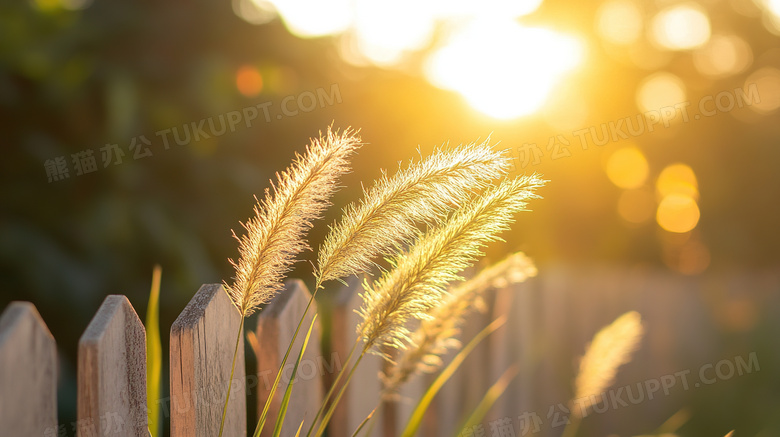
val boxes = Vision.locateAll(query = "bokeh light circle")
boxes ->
[651,3,711,50]
[605,146,649,189]
[656,193,700,233]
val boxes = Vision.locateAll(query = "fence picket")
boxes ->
[0,302,58,436]
[78,295,147,436]
[254,279,323,436]
[330,276,385,437]
[486,283,516,425]
[170,284,246,437]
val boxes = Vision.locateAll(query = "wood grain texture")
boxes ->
[255,279,323,436]
[78,295,147,437]
[0,302,58,436]
[170,284,246,437]
[330,276,384,437]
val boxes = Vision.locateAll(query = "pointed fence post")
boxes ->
[254,279,323,436]
[78,295,147,436]
[0,302,58,436]
[170,284,246,437]
[330,276,384,437]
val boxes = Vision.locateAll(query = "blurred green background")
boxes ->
[1,0,779,435]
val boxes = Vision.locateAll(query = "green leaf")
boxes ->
[400,316,506,437]
[145,265,162,437]
[273,314,318,437]
[456,365,519,435]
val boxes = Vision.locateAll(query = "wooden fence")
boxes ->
[0,266,775,436]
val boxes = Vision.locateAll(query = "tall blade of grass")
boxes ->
[456,365,519,435]
[145,265,162,437]
[350,407,376,437]
[255,292,321,437]
[294,420,305,437]
[272,314,318,437]
[314,352,366,437]
[654,408,691,434]
[218,317,245,437]
[399,316,506,437]
[305,338,360,437]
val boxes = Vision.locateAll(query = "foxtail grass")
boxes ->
[315,141,509,289]
[399,317,506,437]
[308,175,544,437]
[358,175,545,356]
[383,251,537,392]
[225,127,361,316]
[572,311,644,417]
[219,127,361,437]
[561,311,644,437]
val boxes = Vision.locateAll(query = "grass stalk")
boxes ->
[314,351,366,437]
[399,316,506,437]
[306,337,361,437]
[456,365,519,436]
[218,316,245,437]
[253,287,321,437]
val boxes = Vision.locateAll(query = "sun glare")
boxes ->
[424,19,583,119]
[430,0,544,19]
[267,0,352,38]
[351,0,435,66]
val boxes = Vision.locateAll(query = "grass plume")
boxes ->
[357,175,545,357]
[225,127,361,317]
[315,141,510,287]
[572,311,644,418]
[383,251,537,391]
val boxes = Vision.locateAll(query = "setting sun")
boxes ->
[424,19,583,119]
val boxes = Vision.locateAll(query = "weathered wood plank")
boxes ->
[486,282,516,425]
[535,264,572,414]
[511,278,537,417]
[255,279,323,436]
[0,302,58,436]
[78,295,147,436]
[330,276,384,437]
[170,284,246,437]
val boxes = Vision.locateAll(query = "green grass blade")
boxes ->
[294,420,305,437]
[255,290,319,437]
[145,265,162,437]
[399,316,506,437]
[219,317,245,437]
[350,407,376,437]
[273,314,318,437]
[314,352,365,437]
[306,338,360,437]
[456,365,519,435]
